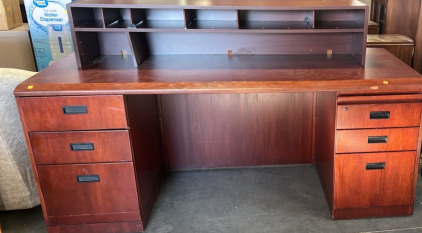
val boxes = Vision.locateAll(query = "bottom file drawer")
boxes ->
[38,163,140,225]
[334,151,416,209]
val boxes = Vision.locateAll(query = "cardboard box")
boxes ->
[0,0,23,30]
[0,23,36,71]
[24,0,74,71]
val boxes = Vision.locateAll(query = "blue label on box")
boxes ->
[33,0,48,8]
[25,0,74,71]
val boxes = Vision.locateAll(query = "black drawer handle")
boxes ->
[70,143,94,151]
[77,175,100,183]
[62,105,88,114]
[366,162,385,170]
[368,136,387,144]
[370,111,390,119]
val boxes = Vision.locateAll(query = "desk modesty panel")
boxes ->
[13,0,422,232]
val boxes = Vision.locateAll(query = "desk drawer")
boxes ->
[19,95,127,131]
[38,163,140,225]
[30,130,132,165]
[337,102,422,129]
[334,152,416,209]
[336,128,419,153]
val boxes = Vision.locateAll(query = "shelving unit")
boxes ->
[67,0,368,69]
[238,10,314,30]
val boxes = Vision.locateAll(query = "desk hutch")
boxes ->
[14,0,422,232]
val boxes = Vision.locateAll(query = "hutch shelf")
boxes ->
[67,0,368,68]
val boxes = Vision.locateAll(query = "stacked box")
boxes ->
[0,0,23,30]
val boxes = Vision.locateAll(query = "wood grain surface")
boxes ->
[19,95,128,131]
[125,95,164,225]
[336,128,420,153]
[14,49,421,97]
[336,102,422,129]
[30,130,132,165]
[37,163,140,225]
[47,221,143,233]
[161,93,313,170]
[334,152,416,208]
[314,92,337,210]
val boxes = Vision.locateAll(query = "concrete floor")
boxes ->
[1,165,422,233]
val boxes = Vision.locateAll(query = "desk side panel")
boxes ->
[14,97,49,223]
[161,93,313,170]
[315,92,337,210]
[125,95,164,226]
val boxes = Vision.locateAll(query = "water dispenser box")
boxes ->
[24,0,74,71]
[0,0,23,30]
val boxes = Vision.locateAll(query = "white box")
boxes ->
[24,0,74,70]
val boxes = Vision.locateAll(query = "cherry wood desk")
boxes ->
[14,48,422,233]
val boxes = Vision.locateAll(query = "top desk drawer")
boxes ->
[19,96,128,132]
[337,102,422,129]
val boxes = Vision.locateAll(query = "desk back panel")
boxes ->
[161,93,314,170]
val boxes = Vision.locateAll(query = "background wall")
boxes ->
[359,0,371,14]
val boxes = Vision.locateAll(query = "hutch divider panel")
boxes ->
[68,3,368,68]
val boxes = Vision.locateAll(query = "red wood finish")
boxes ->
[47,221,143,233]
[315,92,338,210]
[332,205,413,220]
[37,163,140,225]
[336,102,422,129]
[13,49,422,97]
[334,152,416,208]
[30,130,132,164]
[125,95,164,224]
[336,128,419,153]
[410,105,422,207]
[337,94,422,104]
[161,93,313,170]
[15,97,51,224]
[68,0,368,67]
[11,0,422,228]
[314,92,422,220]
[19,96,127,132]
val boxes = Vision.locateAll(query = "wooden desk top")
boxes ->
[14,48,422,97]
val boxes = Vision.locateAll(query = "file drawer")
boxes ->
[19,95,128,132]
[336,128,419,153]
[334,152,415,209]
[337,102,422,129]
[30,130,132,165]
[37,163,140,225]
